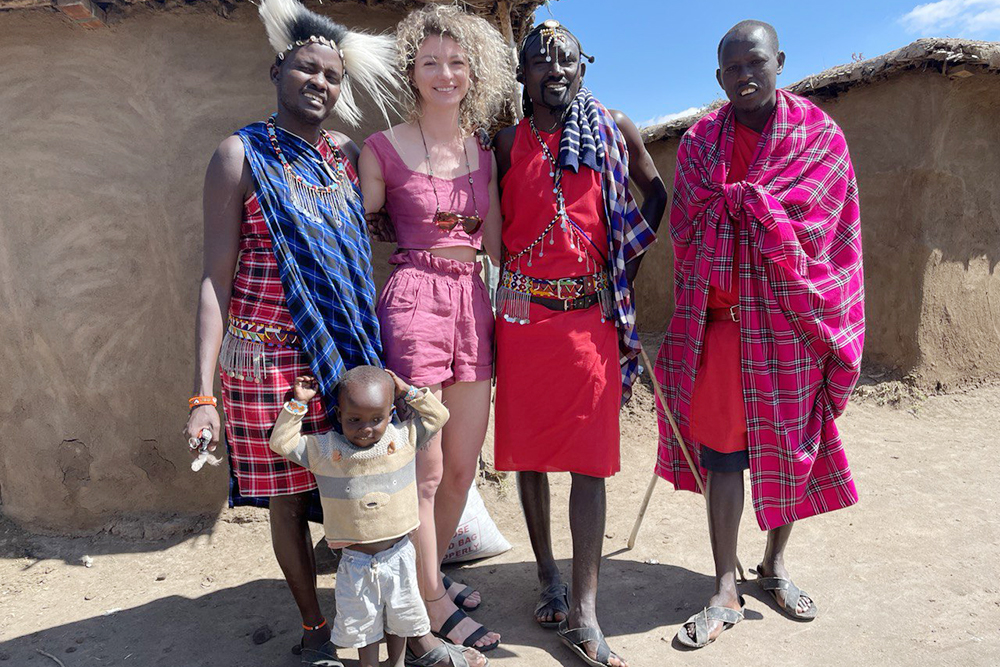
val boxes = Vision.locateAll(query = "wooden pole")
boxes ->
[629,347,745,581]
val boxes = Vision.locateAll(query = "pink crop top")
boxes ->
[365,130,491,250]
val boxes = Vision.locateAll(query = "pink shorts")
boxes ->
[377,250,494,387]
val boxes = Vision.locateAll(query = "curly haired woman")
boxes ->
[358,4,513,657]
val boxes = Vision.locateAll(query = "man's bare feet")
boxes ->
[425,594,500,650]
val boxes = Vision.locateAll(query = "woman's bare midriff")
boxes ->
[405,245,480,263]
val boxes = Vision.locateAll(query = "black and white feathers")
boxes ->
[258,0,399,127]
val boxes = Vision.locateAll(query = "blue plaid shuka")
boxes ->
[558,88,657,403]
[237,121,382,421]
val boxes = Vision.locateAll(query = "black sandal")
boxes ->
[443,574,481,612]
[432,608,499,652]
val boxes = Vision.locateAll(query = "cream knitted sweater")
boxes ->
[269,388,449,544]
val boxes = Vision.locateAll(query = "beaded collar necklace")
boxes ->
[503,117,602,272]
[266,115,351,225]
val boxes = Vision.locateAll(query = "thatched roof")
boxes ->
[642,38,1000,143]
[0,0,546,39]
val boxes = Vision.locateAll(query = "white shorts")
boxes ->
[332,535,431,648]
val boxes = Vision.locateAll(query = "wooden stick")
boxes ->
[631,347,746,582]
[35,650,67,667]
[627,470,658,549]
[638,347,704,494]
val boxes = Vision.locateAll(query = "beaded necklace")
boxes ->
[266,115,352,225]
[503,118,603,273]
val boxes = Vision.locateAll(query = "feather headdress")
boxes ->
[258,0,399,126]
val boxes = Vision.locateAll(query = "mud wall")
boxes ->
[0,5,405,533]
[639,71,1000,387]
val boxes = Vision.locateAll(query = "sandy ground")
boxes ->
[2,372,999,667]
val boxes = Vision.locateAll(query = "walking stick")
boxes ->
[628,347,745,581]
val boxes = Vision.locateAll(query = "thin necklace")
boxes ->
[416,119,481,222]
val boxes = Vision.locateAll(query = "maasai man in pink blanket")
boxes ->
[654,20,864,648]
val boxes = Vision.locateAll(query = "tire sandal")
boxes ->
[675,596,745,649]
[433,608,500,652]
[557,620,625,667]
[405,642,489,667]
[753,564,818,620]
[443,574,481,612]
[534,582,570,629]
[295,640,345,666]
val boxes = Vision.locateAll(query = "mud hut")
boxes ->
[0,0,541,534]
[636,39,1000,390]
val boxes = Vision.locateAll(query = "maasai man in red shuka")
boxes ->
[493,20,667,667]
[654,20,864,648]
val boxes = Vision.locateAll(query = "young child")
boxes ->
[270,365,461,667]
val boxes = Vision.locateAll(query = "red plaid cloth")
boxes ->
[221,345,330,496]
[655,91,864,530]
[221,139,357,497]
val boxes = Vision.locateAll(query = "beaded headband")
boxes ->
[276,34,344,63]
[520,19,595,66]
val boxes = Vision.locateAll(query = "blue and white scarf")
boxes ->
[556,88,657,403]
[237,122,382,418]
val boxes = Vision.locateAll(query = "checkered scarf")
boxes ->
[237,122,382,420]
[654,91,864,530]
[558,88,656,403]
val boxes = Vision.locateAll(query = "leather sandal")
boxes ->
[675,597,745,649]
[298,640,344,666]
[534,582,570,629]
[754,564,818,620]
[443,574,481,612]
[432,608,499,652]
[405,642,488,667]
[557,620,625,667]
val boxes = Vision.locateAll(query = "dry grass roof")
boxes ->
[0,0,547,38]
[642,38,1000,143]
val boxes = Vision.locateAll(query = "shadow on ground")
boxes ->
[0,556,719,667]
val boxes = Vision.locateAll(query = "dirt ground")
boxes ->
[2,371,999,667]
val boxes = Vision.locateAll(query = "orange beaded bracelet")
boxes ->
[188,396,217,409]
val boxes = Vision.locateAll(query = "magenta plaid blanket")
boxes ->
[654,90,864,530]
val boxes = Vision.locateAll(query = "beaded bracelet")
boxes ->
[286,399,309,416]
[404,385,419,402]
[189,396,217,409]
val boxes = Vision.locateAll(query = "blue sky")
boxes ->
[537,0,1000,126]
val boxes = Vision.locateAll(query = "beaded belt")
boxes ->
[218,317,299,383]
[497,269,614,324]
[226,316,300,347]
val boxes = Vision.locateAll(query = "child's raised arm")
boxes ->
[400,384,450,449]
[269,397,315,470]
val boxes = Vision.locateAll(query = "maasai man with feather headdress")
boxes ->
[655,21,864,649]
[492,19,668,667]
[183,1,399,664]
